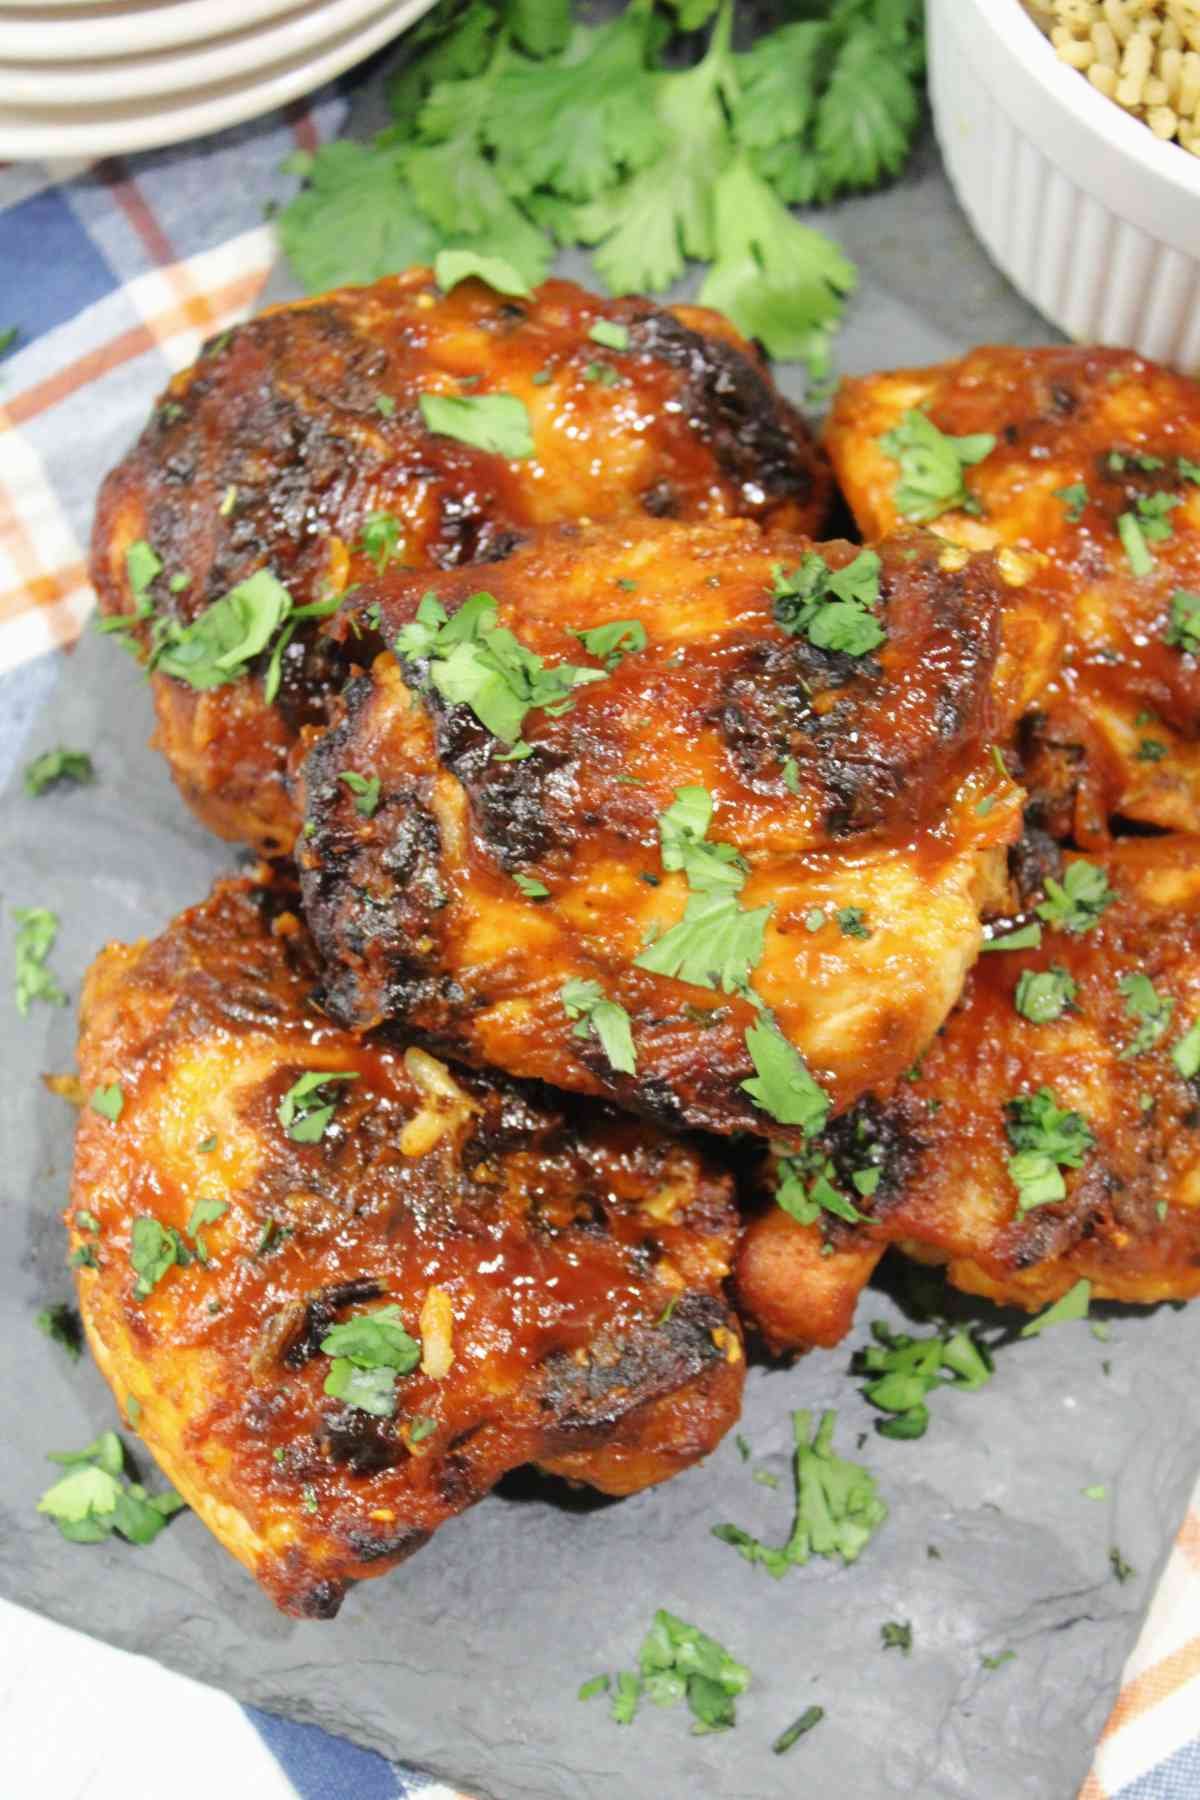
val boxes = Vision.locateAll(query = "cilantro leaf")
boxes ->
[505,0,571,58]
[698,155,857,373]
[741,1019,830,1134]
[880,409,995,523]
[338,770,382,818]
[39,1431,185,1547]
[1036,860,1114,935]
[1054,483,1088,522]
[130,1216,190,1299]
[1005,1088,1095,1213]
[810,20,922,200]
[772,548,883,655]
[1014,966,1077,1024]
[514,872,550,899]
[35,1302,83,1360]
[419,392,534,460]
[713,1408,887,1576]
[23,747,94,798]
[775,1151,865,1226]
[321,1303,421,1418]
[730,20,831,153]
[1172,1018,1200,1080]
[855,1319,992,1438]
[1020,1278,1091,1337]
[434,247,532,296]
[277,1069,358,1143]
[278,142,442,293]
[605,1608,750,1735]
[570,618,646,669]
[357,510,404,573]
[394,590,606,745]
[637,891,771,994]
[1165,590,1200,654]
[186,1197,228,1262]
[13,906,67,1015]
[89,1083,124,1122]
[981,922,1043,954]
[1119,972,1175,1059]
[1117,510,1154,576]
[881,1620,913,1654]
[561,977,638,1075]
[773,1705,825,1755]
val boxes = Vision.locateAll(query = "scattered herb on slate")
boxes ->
[981,1650,1015,1672]
[23,747,94,797]
[772,1705,824,1754]
[1020,1278,1092,1338]
[37,1430,184,1545]
[35,1303,83,1360]
[854,1320,992,1440]
[713,1409,887,1575]
[13,907,68,1015]
[881,1621,913,1654]
[586,1608,750,1734]
[1110,1547,1136,1584]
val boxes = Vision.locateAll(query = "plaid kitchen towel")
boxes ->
[0,78,1197,1800]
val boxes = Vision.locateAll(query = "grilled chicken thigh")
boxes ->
[736,835,1200,1353]
[296,517,1026,1142]
[69,877,744,1616]
[826,346,1200,839]
[90,271,830,855]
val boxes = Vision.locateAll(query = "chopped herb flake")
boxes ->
[277,1069,359,1142]
[561,977,637,1075]
[772,548,884,656]
[1035,860,1114,935]
[13,906,67,1015]
[880,409,995,523]
[23,747,94,797]
[713,1409,886,1576]
[419,391,534,459]
[1020,1278,1091,1337]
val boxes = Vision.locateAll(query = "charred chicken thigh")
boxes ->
[296,516,1028,1142]
[69,877,744,1615]
[90,271,830,856]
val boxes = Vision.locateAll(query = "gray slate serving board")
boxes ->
[1,51,1193,1800]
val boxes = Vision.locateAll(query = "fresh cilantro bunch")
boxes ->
[277,0,928,373]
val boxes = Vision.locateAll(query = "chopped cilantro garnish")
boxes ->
[1137,738,1167,762]
[1119,972,1175,1059]
[394,590,605,747]
[836,906,871,940]
[981,921,1043,954]
[569,618,646,669]
[1020,1277,1091,1337]
[126,539,161,610]
[1165,590,1200,654]
[1005,1088,1094,1213]
[186,1197,228,1262]
[782,757,801,795]
[433,248,531,297]
[772,548,884,656]
[35,1302,83,1361]
[419,391,534,460]
[37,1431,184,1546]
[561,977,637,1075]
[338,770,381,818]
[772,1705,824,1754]
[713,1409,886,1575]
[1054,482,1088,522]
[1110,1547,1136,1583]
[1035,860,1114,935]
[321,1304,421,1418]
[588,319,630,351]
[1117,510,1154,576]
[775,1149,865,1227]
[635,786,771,995]
[13,906,67,1015]
[981,1650,1015,1672]
[594,1609,749,1734]
[129,1216,191,1300]
[1172,1016,1200,1080]
[742,1018,830,1134]
[854,1319,992,1439]
[1014,965,1077,1024]
[879,409,995,523]
[357,511,404,573]
[408,1415,437,1444]
[277,1069,358,1142]
[197,1134,218,1153]
[514,872,550,899]
[376,395,397,418]
[23,747,94,797]
[89,1083,124,1122]
[1082,1484,1107,1500]
[881,1620,912,1654]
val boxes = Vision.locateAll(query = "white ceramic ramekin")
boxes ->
[927,0,1200,370]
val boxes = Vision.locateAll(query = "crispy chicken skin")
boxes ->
[69,877,744,1616]
[736,835,1200,1353]
[826,346,1200,839]
[296,517,1024,1141]
[90,270,830,855]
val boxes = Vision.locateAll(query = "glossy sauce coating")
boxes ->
[90,270,830,855]
[296,518,1023,1140]
[736,835,1200,1352]
[69,878,743,1615]
[826,346,1200,840]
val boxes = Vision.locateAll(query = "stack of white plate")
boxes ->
[0,0,438,161]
